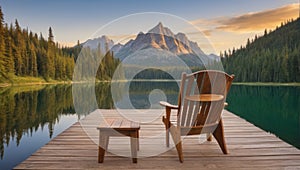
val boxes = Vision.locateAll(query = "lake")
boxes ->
[0,82,299,169]
[226,85,300,150]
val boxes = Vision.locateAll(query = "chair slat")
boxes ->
[180,75,194,126]
[185,101,195,126]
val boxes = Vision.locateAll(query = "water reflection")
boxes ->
[0,81,179,159]
[226,85,300,149]
[0,83,299,169]
[129,81,178,109]
[113,81,179,109]
[0,85,75,159]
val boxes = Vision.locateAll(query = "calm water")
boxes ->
[0,82,299,169]
[226,85,300,149]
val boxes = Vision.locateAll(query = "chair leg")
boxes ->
[166,128,170,147]
[163,107,172,147]
[213,119,228,154]
[207,133,212,141]
[170,125,183,163]
[162,116,170,147]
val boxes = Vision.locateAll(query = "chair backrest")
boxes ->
[177,70,234,128]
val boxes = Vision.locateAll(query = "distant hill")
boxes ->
[222,18,300,82]
[83,36,114,53]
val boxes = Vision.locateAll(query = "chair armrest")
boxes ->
[224,102,228,107]
[159,101,178,109]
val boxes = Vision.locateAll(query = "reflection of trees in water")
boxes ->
[129,81,179,109]
[110,81,179,109]
[0,81,182,158]
[0,83,121,158]
[96,82,117,109]
[73,82,117,115]
[0,85,75,159]
[226,85,300,149]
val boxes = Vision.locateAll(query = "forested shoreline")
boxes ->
[0,6,121,84]
[221,18,300,82]
[0,7,76,82]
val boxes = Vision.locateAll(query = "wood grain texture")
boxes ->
[14,109,300,170]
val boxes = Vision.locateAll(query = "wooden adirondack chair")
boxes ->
[160,70,234,162]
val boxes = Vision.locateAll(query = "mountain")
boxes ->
[208,53,220,62]
[114,22,211,67]
[81,23,219,68]
[82,35,114,53]
[110,43,123,54]
[222,18,300,82]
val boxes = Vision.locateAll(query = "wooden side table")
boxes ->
[97,119,140,163]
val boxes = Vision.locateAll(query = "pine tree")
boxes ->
[28,31,37,76]
[27,42,37,77]
[4,24,14,77]
[0,6,6,80]
[12,20,24,76]
[46,27,55,79]
[22,28,30,75]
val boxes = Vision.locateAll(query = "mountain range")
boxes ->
[82,22,219,67]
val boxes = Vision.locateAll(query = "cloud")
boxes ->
[107,34,136,44]
[187,30,212,37]
[190,3,299,33]
[107,34,136,40]
[202,30,212,36]
[189,3,299,53]
[58,41,76,47]
[189,18,221,26]
[216,3,299,32]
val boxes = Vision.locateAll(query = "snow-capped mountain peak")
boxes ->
[80,22,218,67]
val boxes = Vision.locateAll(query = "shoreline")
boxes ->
[233,82,300,86]
[1,80,300,88]
[0,81,73,88]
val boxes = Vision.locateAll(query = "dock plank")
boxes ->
[14,109,300,170]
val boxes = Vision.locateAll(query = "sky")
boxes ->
[0,0,299,54]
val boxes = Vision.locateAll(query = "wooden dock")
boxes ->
[15,109,300,169]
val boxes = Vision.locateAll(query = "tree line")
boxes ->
[0,7,75,82]
[72,43,122,81]
[0,6,121,83]
[221,18,300,82]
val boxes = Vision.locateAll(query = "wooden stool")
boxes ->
[97,119,140,163]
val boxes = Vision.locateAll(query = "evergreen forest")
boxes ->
[221,18,300,82]
[0,6,120,83]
